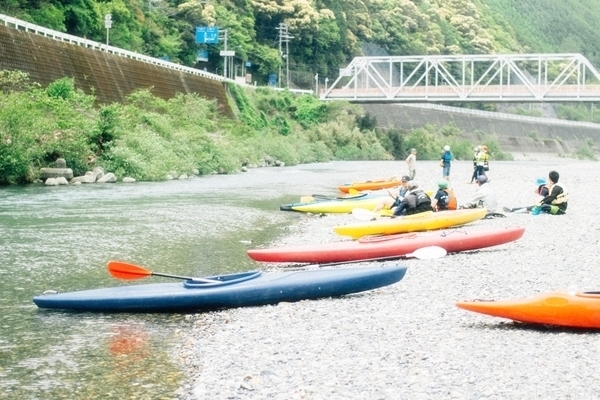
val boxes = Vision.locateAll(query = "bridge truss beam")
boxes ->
[322,53,600,103]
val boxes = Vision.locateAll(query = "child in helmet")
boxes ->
[431,179,457,211]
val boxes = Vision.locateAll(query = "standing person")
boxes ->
[459,175,497,212]
[503,177,549,213]
[440,145,452,181]
[537,170,568,215]
[372,176,411,213]
[394,181,433,216]
[475,145,489,179]
[469,146,479,183]
[406,148,417,180]
[431,179,458,211]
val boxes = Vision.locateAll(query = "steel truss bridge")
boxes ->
[321,54,600,103]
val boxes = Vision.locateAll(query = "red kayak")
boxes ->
[248,226,525,263]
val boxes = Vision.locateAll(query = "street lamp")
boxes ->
[104,14,112,51]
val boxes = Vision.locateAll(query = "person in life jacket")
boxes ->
[394,181,433,216]
[475,145,489,179]
[372,175,411,213]
[469,146,479,184]
[537,170,568,215]
[503,176,549,213]
[440,145,452,181]
[431,179,457,211]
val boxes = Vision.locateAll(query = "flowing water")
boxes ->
[0,161,398,399]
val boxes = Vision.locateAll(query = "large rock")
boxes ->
[40,168,73,180]
[71,171,97,184]
[97,173,116,183]
[92,167,105,181]
[45,177,69,186]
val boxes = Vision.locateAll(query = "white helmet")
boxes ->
[444,145,450,151]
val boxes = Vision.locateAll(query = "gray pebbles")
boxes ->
[176,158,600,399]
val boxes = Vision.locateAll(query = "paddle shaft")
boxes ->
[302,246,446,268]
[151,271,220,283]
[309,253,417,268]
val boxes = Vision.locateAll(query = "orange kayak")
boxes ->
[456,291,600,329]
[339,179,400,193]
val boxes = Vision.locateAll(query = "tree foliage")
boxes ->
[8,0,600,85]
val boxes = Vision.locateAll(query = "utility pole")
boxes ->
[219,30,235,79]
[277,23,293,88]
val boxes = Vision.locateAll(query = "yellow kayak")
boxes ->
[334,208,487,239]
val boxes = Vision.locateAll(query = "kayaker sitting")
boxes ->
[372,175,410,213]
[431,179,457,212]
[503,176,549,213]
[537,170,568,215]
[394,181,433,216]
[459,175,497,212]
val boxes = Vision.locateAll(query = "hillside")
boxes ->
[4,0,600,86]
[481,0,600,65]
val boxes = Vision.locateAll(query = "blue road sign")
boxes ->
[195,27,219,44]
[197,50,209,62]
[268,73,277,87]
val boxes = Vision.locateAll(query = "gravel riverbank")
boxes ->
[175,159,600,399]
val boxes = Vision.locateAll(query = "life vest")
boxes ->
[441,151,452,164]
[405,189,433,215]
[549,182,568,205]
[437,189,457,211]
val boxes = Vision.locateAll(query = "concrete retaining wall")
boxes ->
[363,104,600,155]
[0,25,233,116]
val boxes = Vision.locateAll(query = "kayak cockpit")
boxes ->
[183,270,261,288]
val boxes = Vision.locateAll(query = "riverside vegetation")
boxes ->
[0,70,511,185]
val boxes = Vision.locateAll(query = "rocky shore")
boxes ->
[175,159,600,399]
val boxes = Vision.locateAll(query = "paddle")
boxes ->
[302,246,447,268]
[107,261,220,283]
[406,246,447,259]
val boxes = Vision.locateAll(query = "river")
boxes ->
[0,161,400,399]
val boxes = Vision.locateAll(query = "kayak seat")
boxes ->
[184,271,261,288]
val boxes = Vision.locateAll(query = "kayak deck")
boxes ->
[456,291,600,329]
[33,265,408,313]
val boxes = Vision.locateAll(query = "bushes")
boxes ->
[0,73,97,183]
[0,71,519,185]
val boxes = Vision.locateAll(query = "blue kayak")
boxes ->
[33,265,407,312]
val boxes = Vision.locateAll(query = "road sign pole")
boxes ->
[104,14,112,51]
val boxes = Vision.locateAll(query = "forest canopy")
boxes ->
[3,0,600,86]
